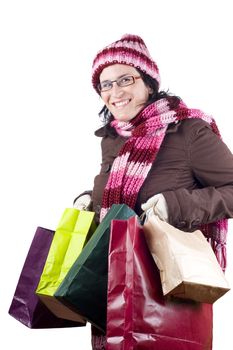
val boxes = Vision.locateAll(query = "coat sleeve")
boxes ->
[163,123,233,230]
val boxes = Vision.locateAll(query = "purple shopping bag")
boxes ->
[8,226,85,328]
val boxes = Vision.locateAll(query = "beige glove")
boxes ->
[73,194,92,210]
[141,193,168,221]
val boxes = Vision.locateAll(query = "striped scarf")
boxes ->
[100,97,228,271]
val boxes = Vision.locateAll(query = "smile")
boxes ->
[113,99,130,108]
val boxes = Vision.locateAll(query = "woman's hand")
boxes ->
[141,193,168,221]
[73,194,92,210]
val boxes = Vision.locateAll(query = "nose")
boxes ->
[111,81,124,97]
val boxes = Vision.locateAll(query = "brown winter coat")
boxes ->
[91,118,233,230]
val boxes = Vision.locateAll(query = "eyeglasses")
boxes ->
[97,75,142,92]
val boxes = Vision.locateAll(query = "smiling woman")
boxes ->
[73,33,233,350]
[99,65,150,122]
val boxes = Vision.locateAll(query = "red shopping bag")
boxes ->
[106,217,213,350]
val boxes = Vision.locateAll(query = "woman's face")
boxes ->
[99,64,152,122]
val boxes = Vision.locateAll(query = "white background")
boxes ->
[1,0,233,349]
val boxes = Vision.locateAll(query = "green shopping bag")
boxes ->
[55,204,136,332]
[36,208,96,322]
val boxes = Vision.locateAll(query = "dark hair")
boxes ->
[98,68,181,131]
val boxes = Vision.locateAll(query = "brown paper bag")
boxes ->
[143,214,230,304]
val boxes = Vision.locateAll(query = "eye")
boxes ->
[100,80,112,91]
[119,76,134,86]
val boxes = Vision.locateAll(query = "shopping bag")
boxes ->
[8,226,83,328]
[106,217,213,350]
[143,214,230,303]
[55,204,136,332]
[36,208,96,322]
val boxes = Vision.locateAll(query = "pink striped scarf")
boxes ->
[100,97,228,270]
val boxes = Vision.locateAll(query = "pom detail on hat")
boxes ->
[92,34,160,92]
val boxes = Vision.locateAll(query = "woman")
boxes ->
[74,34,233,349]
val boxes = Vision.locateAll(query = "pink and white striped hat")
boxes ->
[92,34,160,92]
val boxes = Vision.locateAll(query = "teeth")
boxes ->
[114,100,129,107]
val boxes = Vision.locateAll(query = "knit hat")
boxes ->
[92,34,160,92]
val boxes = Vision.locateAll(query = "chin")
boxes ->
[114,114,135,122]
